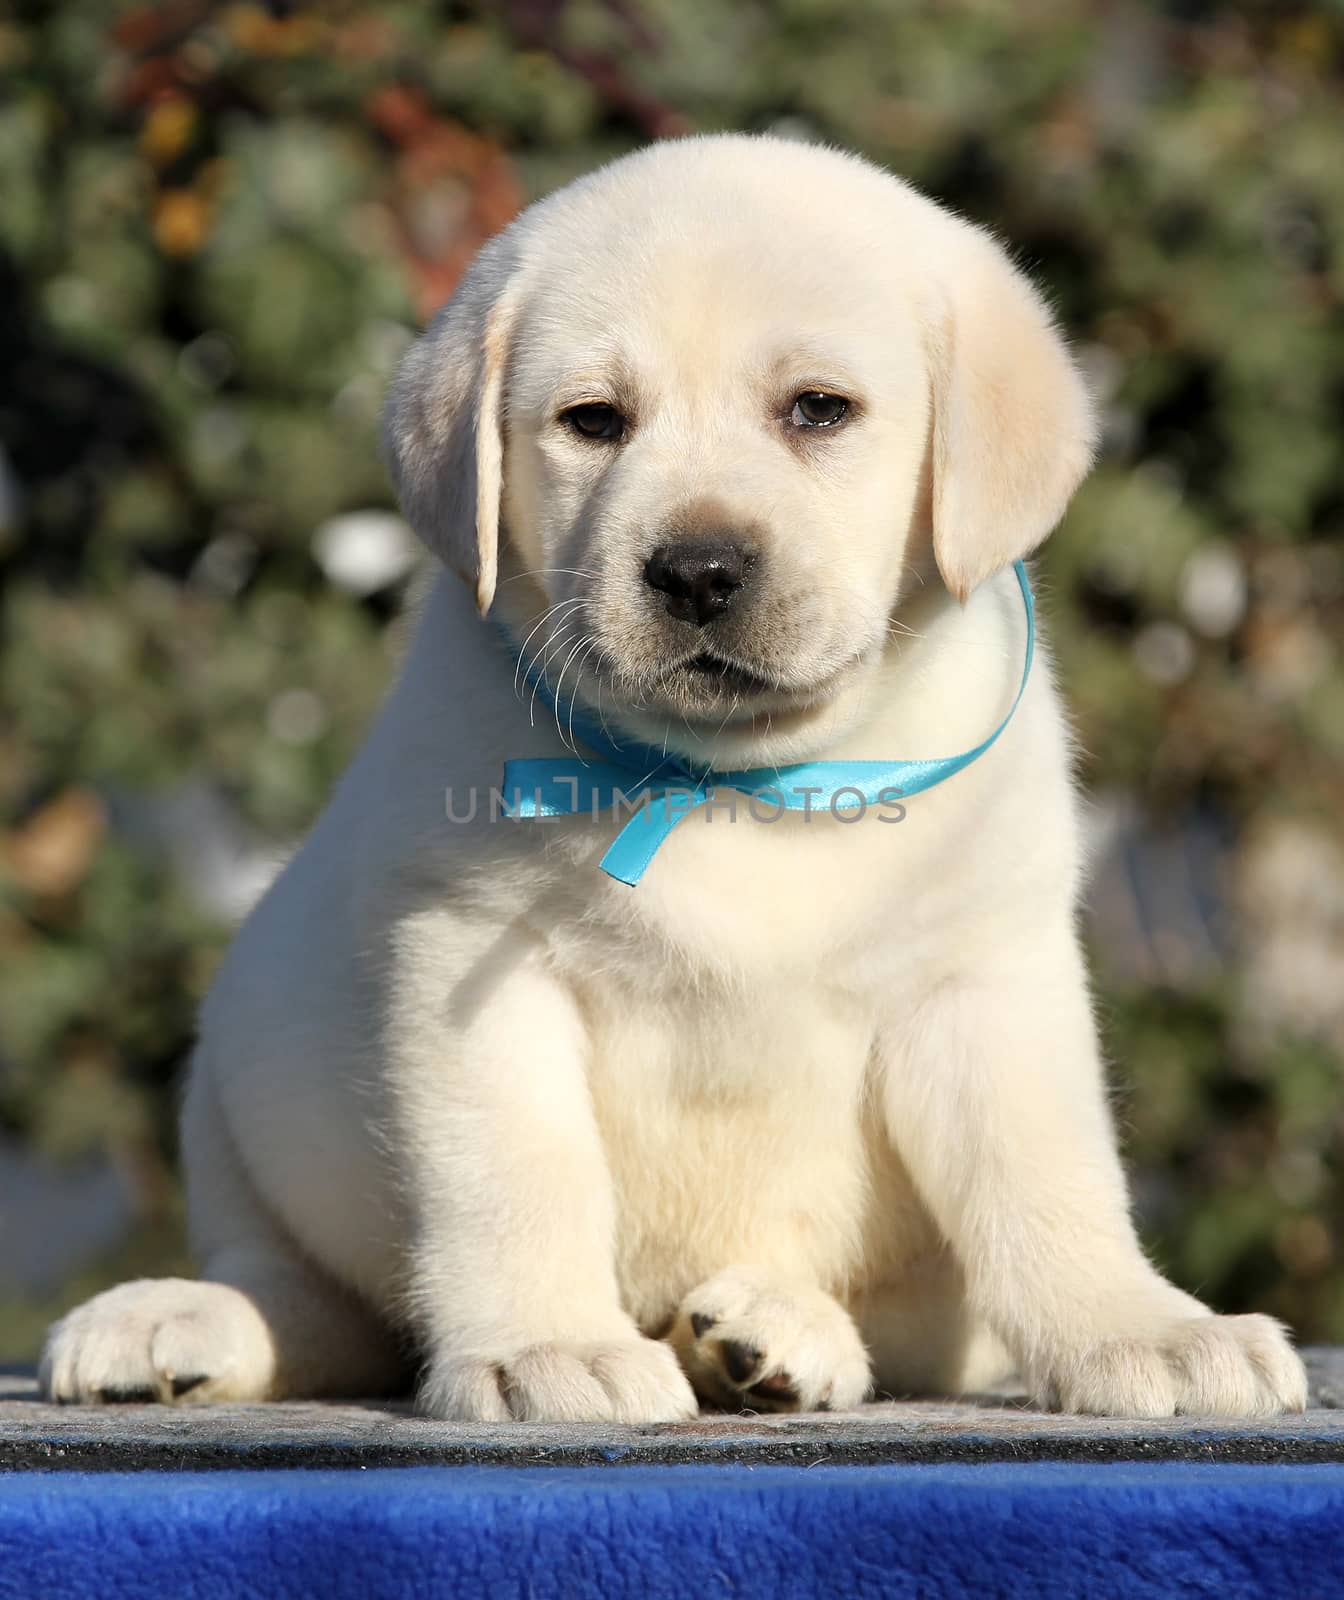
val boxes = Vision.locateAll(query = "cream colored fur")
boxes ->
[42,136,1306,1422]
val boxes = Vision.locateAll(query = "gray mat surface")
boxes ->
[2,1350,1341,1471]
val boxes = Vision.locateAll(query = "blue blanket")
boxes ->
[2,1462,1342,1598]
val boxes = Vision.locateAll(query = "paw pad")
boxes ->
[746,1369,801,1406]
[719,1339,763,1386]
[95,1385,157,1405]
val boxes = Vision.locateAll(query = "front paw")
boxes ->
[672,1265,872,1413]
[420,1336,698,1424]
[40,1278,275,1406]
[1043,1313,1308,1419]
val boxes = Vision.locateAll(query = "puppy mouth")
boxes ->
[640,644,862,723]
[678,651,781,698]
[577,626,869,735]
[572,634,872,759]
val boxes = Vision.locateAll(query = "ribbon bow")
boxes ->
[502,560,1035,887]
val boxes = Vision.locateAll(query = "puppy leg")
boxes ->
[669,1266,872,1412]
[42,1071,403,1405]
[880,926,1307,1418]
[392,920,696,1424]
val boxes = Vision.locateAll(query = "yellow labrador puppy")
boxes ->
[43,135,1306,1422]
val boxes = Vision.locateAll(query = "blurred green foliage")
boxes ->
[1,1,1341,1358]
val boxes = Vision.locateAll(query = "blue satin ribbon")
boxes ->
[501,560,1035,886]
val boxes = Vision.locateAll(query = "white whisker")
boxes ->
[566,637,603,756]
[528,620,581,727]
[552,633,594,755]
[496,566,600,588]
[513,598,584,698]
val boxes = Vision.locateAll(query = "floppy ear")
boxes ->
[381,238,523,615]
[924,226,1097,602]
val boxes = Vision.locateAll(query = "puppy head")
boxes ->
[383,136,1095,764]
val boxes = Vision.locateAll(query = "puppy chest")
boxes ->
[579,988,887,1320]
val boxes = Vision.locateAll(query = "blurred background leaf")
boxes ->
[1,0,1341,1356]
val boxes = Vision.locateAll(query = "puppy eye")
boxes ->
[790,391,848,428]
[563,402,624,441]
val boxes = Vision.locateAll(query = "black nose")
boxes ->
[643,541,753,626]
